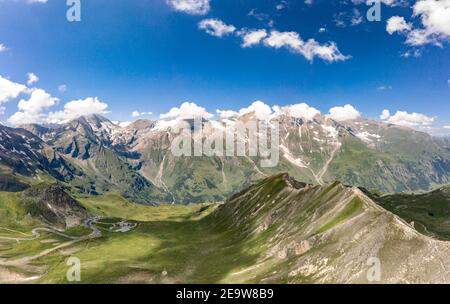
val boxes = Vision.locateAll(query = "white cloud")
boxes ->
[388,0,450,46]
[351,0,407,6]
[273,103,320,120]
[198,19,236,38]
[401,49,422,58]
[380,109,391,120]
[444,125,450,129]
[382,110,435,127]
[115,121,132,128]
[238,100,273,120]
[217,102,320,122]
[167,0,210,15]
[58,84,67,93]
[8,88,58,125]
[0,43,7,52]
[26,72,39,86]
[248,8,270,23]
[160,102,213,120]
[216,109,239,120]
[386,16,412,34]
[132,111,153,118]
[239,29,268,48]
[377,85,393,91]
[328,104,361,121]
[27,0,48,3]
[276,1,288,10]
[409,0,450,45]
[318,27,326,33]
[0,75,27,105]
[263,30,350,62]
[46,97,109,124]
[351,9,363,26]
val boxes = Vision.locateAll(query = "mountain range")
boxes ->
[0,111,449,205]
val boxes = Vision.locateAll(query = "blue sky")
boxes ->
[0,0,449,134]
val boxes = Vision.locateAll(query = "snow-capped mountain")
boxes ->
[4,109,450,204]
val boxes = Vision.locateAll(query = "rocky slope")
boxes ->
[210,173,450,283]
[21,185,89,229]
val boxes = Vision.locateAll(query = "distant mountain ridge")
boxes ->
[0,110,449,204]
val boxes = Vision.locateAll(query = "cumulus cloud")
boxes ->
[408,0,450,46]
[198,19,236,37]
[273,103,321,120]
[0,75,27,105]
[46,97,109,124]
[380,109,391,120]
[238,100,273,120]
[160,102,213,120]
[166,0,210,15]
[386,16,412,34]
[132,111,153,118]
[262,30,350,62]
[216,102,320,122]
[238,29,268,47]
[216,109,239,120]
[387,0,450,46]
[8,88,58,125]
[381,109,435,127]
[0,43,7,52]
[328,104,361,121]
[26,72,39,86]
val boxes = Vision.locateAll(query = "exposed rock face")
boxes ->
[22,185,89,228]
[211,173,450,283]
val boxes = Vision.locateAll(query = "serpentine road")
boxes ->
[0,217,102,243]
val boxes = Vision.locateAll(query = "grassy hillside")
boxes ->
[2,175,450,283]
[378,185,450,241]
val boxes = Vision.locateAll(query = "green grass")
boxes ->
[315,197,363,235]
[378,185,450,241]
[76,192,208,221]
[0,191,263,284]
[32,201,262,284]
